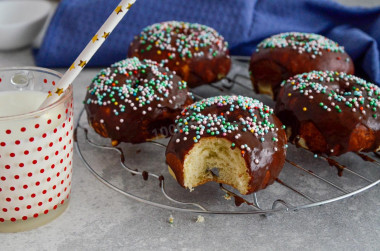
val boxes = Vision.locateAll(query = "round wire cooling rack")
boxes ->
[75,57,380,215]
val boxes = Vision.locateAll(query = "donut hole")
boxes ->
[182,137,251,195]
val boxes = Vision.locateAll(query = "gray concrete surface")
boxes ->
[1,0,379,250]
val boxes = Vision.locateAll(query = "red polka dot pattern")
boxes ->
[0,100,73,223]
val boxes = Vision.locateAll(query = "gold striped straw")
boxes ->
[39,0,136,108]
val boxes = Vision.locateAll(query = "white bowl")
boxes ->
[0,1,51,50]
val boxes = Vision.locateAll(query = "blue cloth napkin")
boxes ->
[34,0,380,85]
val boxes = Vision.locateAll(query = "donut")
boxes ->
[275,71,380,156]
[128,21,231,88]
[84,57,194,144]
[165,96,287,195]
[249,32,354,99]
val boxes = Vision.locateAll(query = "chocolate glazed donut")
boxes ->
[275,71,380,156]
[250,32,354,99]
[128,21,231,88]
[84,57,193,145]
[166,96,287,195]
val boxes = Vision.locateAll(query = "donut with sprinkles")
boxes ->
[275,71,380,156]
[249,32,354,99]
[128,21,231,88]
[85,57,194,144]
[166,95,287,195]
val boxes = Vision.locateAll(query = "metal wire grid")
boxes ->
[74,57,380,215]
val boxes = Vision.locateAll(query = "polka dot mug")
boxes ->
[0,67,73,232]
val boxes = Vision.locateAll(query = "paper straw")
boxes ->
[39,0,136,108]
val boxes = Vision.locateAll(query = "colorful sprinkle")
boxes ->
[86,57,189,117]
[282,71,380,118]
[132,21,228,64]
[173,96,284,157]
[257,32,346,59]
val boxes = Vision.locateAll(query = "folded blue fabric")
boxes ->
[35,0,380,84]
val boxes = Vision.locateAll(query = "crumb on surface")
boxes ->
[168,215,174,225]
[196,215,205,223]
[224,193,232,200]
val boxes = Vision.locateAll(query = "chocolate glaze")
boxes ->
[128,21,231,88]
[275,71,380,156]
[166,96,287,195]
[249,32,354,99]
[85,57,193,144]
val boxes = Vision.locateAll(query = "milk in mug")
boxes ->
[0,89,73,232]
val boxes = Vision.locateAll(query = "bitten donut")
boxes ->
[85,57,193,144]
[166,96,287,195]
[275,71,380,156]
[128,21,231,88]
[250,32,354,99]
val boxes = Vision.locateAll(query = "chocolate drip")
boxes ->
[131,169,138,176]
[73,128,78,142]
[356,153,375,163]
[326,157,346,176]
[158,175,165,188]
[142,171,149,181]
